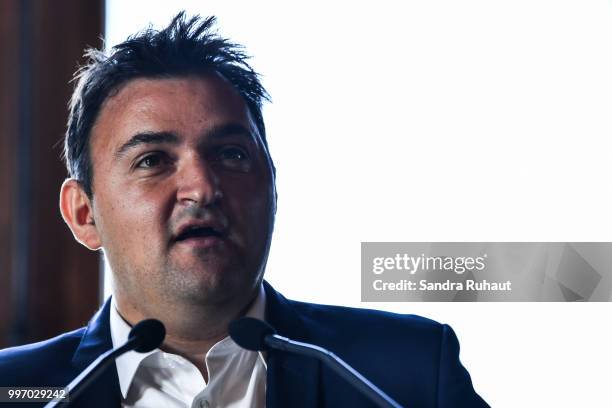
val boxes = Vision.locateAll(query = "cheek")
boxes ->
[95,181,171,254]
[224,177,274,239]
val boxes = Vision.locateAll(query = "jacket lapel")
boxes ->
[68,284,320,408]
[70,298,121,407]
[263,281,321,408]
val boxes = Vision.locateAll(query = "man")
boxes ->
[0,13,489,408]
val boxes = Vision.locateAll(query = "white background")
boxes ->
[106,1,612,406]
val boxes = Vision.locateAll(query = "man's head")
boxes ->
[59,13,276,323]
[64,12,273,198]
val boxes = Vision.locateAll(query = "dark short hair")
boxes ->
[64,12,271,197]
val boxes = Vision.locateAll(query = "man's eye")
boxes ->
[136,153,164,168]
[218,146,249,161]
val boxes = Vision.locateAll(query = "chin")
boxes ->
[168,264,255,306]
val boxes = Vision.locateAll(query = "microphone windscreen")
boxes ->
[229,317,276,351]
[129,319,166,352]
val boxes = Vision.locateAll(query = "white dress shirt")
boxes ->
[110,285,267,408]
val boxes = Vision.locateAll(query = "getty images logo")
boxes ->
[372,253,488,275]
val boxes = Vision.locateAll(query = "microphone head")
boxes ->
[229,317,276,351]
[128,319,166,353]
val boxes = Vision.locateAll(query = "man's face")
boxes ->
[87,75,275,311]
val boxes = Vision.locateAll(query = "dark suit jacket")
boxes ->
[0,281,489,407]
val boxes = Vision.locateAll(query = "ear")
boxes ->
[59,178,102,250]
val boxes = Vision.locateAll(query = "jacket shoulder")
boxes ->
[283,298,451,371]
[288,298,445,340]
[0,328,85,386]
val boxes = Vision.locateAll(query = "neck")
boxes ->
[114,286,260,379]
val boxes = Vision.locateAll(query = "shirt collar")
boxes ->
[110,283,267,398]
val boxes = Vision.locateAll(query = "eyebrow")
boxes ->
[115,131,179,158]
[206,123,254,142]
[114,123,256,158]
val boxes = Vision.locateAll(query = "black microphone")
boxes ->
[44,318,165,407]
[229,317,404,408]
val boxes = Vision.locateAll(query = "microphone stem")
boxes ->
[43,340,136,408]
[265,335,403,408]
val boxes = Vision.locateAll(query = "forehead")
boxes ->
[90,74,255,151]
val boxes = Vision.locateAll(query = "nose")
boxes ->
[176,155,223,206]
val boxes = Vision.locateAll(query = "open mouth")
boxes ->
[174,226,224,242]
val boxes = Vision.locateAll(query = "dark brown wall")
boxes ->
[0,0,105,347]
[0,0,20,348]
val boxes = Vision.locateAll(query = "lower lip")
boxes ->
[175,236,224,249]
